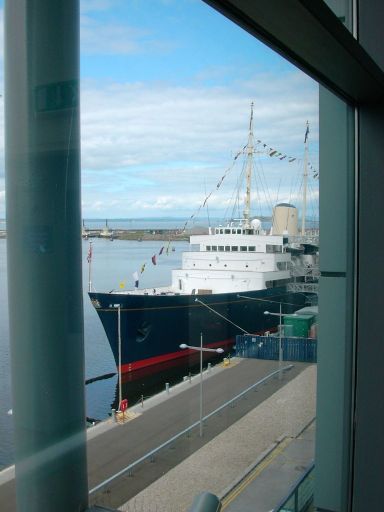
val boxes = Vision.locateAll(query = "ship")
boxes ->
[89,104,318,379]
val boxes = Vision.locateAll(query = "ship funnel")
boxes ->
[272,203,298,235]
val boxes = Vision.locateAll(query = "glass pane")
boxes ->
[79,0,319,502]
[1,2,327,512]
[323,0,354,32]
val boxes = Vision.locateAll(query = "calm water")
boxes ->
[0,236,189,469]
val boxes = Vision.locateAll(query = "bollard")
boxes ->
[141,395,144,408]
[111,409,116,422]
[188,491,221,512]
[189,372,192,383]
[208,363,211,373]
[166,382,170,394]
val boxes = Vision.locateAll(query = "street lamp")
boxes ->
[180,333,224,437]
[264,304,288,378]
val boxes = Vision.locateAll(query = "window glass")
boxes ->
[2,1,325,511]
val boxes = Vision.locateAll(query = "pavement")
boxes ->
[222,421,315,511]
[0,359,316,512]
[118,364,316,512]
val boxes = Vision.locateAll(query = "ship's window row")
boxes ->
[214,227,260,235]
[206,245,269,252]
[266,244,283,253]
[215,228,243,234]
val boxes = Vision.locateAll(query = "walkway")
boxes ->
[0,359,312,512]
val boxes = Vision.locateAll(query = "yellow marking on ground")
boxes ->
[221,437,293,510]
[115,410,141,424]
[220,358,241,369]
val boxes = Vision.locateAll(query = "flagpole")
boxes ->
[301,121,309,236]
[88,241,93,292]
[118,304,122,410]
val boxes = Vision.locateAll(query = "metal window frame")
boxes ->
[203,0,384,103]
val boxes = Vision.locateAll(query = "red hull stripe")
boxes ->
[120,338,234,374]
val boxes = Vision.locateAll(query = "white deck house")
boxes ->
[171,230,292,295]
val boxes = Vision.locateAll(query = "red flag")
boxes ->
[151,254,157,265]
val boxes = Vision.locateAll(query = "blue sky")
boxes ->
[0,0,319,220]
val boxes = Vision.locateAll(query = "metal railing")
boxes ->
[89,364,294,498]
[273,463,315,512]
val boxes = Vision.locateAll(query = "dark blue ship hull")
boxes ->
[89,287,308,377]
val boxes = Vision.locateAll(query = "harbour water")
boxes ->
[0,233,192,470]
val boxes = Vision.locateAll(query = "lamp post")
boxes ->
[180,333,224,437]
[264,304,286,378]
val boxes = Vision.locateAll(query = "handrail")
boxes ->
[272,462,315,512]
[89,364,294,497]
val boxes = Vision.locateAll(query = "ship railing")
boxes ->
[287,282,319,294]
[290,267,320,278]
[88,364,294,506]
[287,234,319,245]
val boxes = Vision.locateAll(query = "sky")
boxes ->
[0,0,319,221]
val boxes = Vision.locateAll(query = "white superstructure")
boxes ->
[171,223,293,295]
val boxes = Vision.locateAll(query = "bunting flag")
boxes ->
[87,243,92,263]
[133,271,139,288]
[159,246,164,255]
[260,142,318,177]
[119,281,125,289]
[140,263,146,274]
[151,254,157,265]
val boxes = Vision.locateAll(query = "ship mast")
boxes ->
[301,121,309,236]
[243,102,254,230]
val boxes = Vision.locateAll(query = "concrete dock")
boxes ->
[0,359,316,511]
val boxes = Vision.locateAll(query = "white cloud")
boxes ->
[80,71,319,217]
[80,15,149,55]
